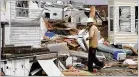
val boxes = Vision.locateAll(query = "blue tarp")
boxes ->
[45,32,55,38]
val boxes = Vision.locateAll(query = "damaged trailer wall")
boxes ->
[1,59,32,76]
[0,0,42,47]
[42,6,63,20]
[9,24,41,47]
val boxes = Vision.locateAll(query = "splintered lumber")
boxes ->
[0,72,5,76]
[62,67,94,76]
[48,19,68,28]
[43,18,69,30]
[53,23,68,28]
[62,71,94,76]
[69,29,78,35]
[43,18,54,30]
[102,10,107,21]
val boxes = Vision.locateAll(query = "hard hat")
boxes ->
[87,17,94,23]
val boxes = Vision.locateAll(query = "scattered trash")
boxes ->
[128,65,138,69]
[123,59,137,65]
[131,70,138,75]
[95,69,135,76]
[62,66,94,76]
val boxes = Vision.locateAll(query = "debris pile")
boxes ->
[62,66,94,76]
[40,6,138,76]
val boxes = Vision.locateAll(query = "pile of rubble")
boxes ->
[39,6,138,76]
[96,69,137,76]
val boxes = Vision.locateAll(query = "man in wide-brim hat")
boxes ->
[86,17,104,72]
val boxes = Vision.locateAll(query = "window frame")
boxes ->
[15,1,29,18]
[135,6,138,33]
[118,6,131,32]
[109,6,114,32]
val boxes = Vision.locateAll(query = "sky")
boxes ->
[44,0,108,5]
[86,0,108,5]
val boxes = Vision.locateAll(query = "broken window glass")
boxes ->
[119,19,131,32]
[109,6,113,31]
[135,6,138,33]
[16,1,29,17]
[1,0,6,11]
[135,6,138,19]
[16,1,28,8]
[16,8,29,17]
[110,19,113,31]
[110,7,113,18]
[119,6,131,32]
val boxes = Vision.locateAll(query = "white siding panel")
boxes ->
[29,9,43,19]
[10,25,41,47]
[115,0,138,5]
[131,6,136,33]
[44,7,63,20]
[115,34,138,44]
[114,6,119,32]
[5,26,11,44]
[10,1,16,19]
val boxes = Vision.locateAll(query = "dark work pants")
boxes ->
[88,47,103,72]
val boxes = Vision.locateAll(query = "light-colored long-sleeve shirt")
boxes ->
[89,25,98,48]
